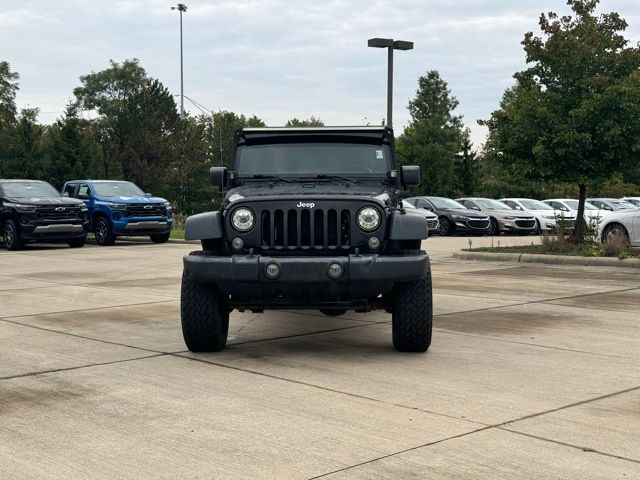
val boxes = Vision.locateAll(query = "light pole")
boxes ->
[367,38,413,130]
[171,3,188,117]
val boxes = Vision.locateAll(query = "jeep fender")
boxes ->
[185,211,224,241]
[388,211,429,240]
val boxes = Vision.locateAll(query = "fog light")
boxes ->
[327,263,343,279]
[367,236,380,250]
[231,237,244,250]
[265,263,280,279]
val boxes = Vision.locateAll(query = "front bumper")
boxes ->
[183,252,429,308]
[113,217,172,236]
[452,218,491,233]
[498,218,537,232]
[20,220,88,241]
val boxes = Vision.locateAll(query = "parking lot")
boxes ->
[1,236,639,479]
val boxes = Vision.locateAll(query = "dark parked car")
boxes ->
[0,179,88,250]
[181,126,432,353]
[405,196,491,236]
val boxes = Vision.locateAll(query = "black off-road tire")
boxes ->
[391,264,433,353]
[4,220,25,251]
[319,308,348,317]
[95,216,116,246]
[68,235,87,248]
[181,272,230,352]
[150,232,171,244]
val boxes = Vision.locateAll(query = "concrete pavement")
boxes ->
[0,235,638,479]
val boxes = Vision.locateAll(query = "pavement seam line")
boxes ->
[0,352,168,381]
[170,352,487,427]
[497,427,640,465]
[0,299,176,320]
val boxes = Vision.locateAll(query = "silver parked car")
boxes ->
[501,198,569,234]
[401,200,439,236]
[456,197,537,235]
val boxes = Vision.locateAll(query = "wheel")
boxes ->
[68,235,87,248]
[319,308,348,317]
[181,271,229,352]
[391,262,433,353]
[534,219,542,235]
[489,217,500,235]
[438,216,452,236]
[3,220,25,251]
[94,216,115,246]
[150,232,170,243]
[602,223,630,245]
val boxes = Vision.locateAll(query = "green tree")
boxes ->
[454,128,479,195]
[285,116,324,127]
[482,0,640,241]
[0,61,19,128]
[396,70,464,196]
[44,104,102,188]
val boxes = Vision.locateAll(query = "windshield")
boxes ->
[564,200,597,210]
[236,143,390,177]
[1,181,60,198]
[519,199,553,210]
[429,197,466,209]
[608,200,636,211]
[475,198,510,210]
[93,182,144,197]
[402,200,416,209]
[625,198,640,207]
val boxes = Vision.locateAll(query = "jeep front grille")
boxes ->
[261,208,351,249]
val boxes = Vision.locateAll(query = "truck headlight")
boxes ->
[107,203,127,210]
[231,207,255,231]
[357,207,380,231]
[14,204,37,212]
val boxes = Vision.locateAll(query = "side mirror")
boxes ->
[145,192,152,197]
[400,165,420,188]
[78,194,89,200]
[62,192,69,197]
[470,205,481,211]
[210,166,228,191]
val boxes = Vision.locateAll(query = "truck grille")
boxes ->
[36,206,82,221]
[260,208,351,249]
[125,205,166,217]
[515,219,536,228]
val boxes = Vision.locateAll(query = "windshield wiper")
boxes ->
[249,174,292,183]
[313,174,359,183]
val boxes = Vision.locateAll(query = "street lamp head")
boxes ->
[393,40,413,51]
[171,3,187,12]
[368,38,394,48]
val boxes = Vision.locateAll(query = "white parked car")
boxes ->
[597,209,640,247]
[587,198,638,212]
[501,198,568,234]
[622,197,640,208]
[401,200,439,237]
[542,198,608,229]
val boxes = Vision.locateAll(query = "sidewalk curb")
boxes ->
[453,251,640,269]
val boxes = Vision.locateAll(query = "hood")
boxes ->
[96,195,167,204]
[225,181,397,205]
[486,209,535,218]
[440,208,488,218]
[5,196,84,207]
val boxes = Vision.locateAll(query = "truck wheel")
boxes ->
[150,232,170,243]
[319,308,347,317]
[95,217,116,246]
[391,268,433,353]
[68,235,87,248]
[181,272,229,352]
[4,220,25,251]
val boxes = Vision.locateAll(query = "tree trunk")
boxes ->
[572,183,587,243]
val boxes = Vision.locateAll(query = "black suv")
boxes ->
[181,127,432,353]
[0,179,89,250]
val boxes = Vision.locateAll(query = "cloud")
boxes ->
[2,0,639,147]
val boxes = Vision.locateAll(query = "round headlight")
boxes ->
[231,208,255,232]
[357,207,381,231]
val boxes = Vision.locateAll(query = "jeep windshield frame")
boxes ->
[232,128,395,182]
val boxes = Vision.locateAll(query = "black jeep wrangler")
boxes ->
[1,179,89,250]
[181,127,432,352]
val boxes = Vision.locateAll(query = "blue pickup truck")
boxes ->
[61,180,173,245]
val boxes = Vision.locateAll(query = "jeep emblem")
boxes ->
[296,202,315,208]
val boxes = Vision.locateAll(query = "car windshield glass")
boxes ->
[429,197,466,209]
[93,182,144,197]
[565,200,597,210]
[2,181,59,198]
[236,143,390,176]
[625,198,640,207]
[401,200,416,209]
[475,198,510,210]
[519,199,553,210]
[609,200,636,210]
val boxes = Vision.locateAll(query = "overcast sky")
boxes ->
[1,0,639,145]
